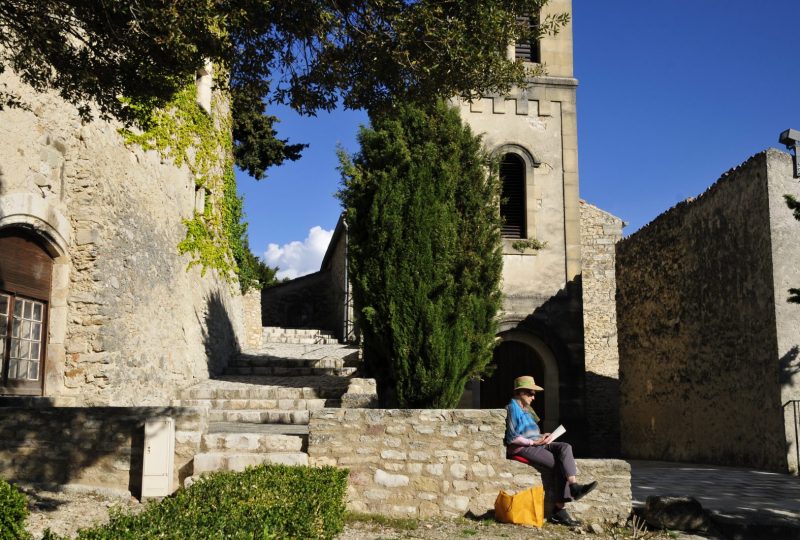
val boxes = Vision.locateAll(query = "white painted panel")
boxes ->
[142,417,175,498]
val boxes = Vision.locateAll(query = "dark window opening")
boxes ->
[500,154,526,239]
[515,14,541,63]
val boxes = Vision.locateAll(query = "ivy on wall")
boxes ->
[121,82,257,292]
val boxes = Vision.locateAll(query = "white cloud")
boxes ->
[264,226,334,280]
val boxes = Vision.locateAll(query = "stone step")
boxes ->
[208,409,310,425]
[232,355,345,369]
[201,432,305,453]
[262,327,337,345]
[223,366,356,377]
[193,451,308,474]
[180,377,349,400]
[208,422,309,436]
[241,343,360,364]
[262,335,338,345]
[263,327,334,337]
[178,398,339,411]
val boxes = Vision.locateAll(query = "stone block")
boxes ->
[374,469,409,488]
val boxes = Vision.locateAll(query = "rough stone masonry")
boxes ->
[308,408,631,524]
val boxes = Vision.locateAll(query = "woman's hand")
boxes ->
[532,435,549,446]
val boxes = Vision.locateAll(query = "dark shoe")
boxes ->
[569,480,598,501]
[550,508,581,527]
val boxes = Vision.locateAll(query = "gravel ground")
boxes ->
[21,487,713,540]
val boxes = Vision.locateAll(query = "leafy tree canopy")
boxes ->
[0,0,566,179]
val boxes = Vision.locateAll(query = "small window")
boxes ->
[514,14,541,63]
[500,154,525,238]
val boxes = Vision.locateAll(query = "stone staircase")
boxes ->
[176,328,364,481]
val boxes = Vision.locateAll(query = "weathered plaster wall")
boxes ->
[0,69,244,405]
[617,150,799,473]
[0,406,206,496]
[580,201,624,457]
[308,408,631,524]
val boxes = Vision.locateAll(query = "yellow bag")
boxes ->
[494,485,545,527]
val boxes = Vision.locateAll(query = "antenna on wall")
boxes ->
[779,128,800,178]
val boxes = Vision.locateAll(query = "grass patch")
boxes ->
[345,511,419,531]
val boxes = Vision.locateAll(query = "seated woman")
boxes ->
[504,375,597,527]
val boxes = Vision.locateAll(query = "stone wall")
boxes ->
[0,406,205,496]
[261,271,340,337]
[0,68,244,405]
[580,201,625,457]
[308,408,631,525]
[616,150,800,473]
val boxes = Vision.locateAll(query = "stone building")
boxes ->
[616,149,800,474]
[0,66,245,406]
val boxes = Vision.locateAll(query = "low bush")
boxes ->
[74,464,348,539]
[0,478,30,540]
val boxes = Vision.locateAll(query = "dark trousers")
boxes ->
[512,442,577,502]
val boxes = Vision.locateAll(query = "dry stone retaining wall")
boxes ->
[0,406,205,496]
[308,408,631,524]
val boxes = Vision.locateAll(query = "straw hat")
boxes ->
[513,375,544,392]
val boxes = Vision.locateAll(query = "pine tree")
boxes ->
[338,100,503,407]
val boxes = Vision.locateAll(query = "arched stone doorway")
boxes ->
[0,227,54,395]
[479,329,560,431]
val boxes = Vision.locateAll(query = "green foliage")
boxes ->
[71,465,348,540]
[338,100,503,407]
[510,237,547,253]
[345,512,418,531]
[0,1,566,178]
[0,478,30,540]
[785,194,800,303]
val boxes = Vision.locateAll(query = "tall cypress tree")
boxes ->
[338,100,503,407]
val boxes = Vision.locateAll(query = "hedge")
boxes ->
[0,478,29,540]
[68,465,348,539]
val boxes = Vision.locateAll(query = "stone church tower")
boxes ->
[455,0,623,456]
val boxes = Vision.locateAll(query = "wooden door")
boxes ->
[0,229,52,395]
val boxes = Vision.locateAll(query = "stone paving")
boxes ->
[629,460,800,531]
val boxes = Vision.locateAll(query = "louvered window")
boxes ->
[500,154,525,238]
[514,14,541,63]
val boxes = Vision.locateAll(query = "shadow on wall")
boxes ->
[584,372,620,458]
[492,276,596,455]
[780,346,799,387]
[199,291,240,376]
[0,406,169,499]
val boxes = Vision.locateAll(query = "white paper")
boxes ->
[548,424,566,442]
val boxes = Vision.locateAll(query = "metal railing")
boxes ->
[785,400,800,474]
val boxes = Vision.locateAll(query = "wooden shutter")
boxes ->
[500,154,526,238]
[0,228,53,300]
[514,15,541,63]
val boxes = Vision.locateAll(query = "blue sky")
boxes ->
[237,0,800,278]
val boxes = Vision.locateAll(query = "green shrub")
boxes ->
[338,100,503,407]
[75,465,348,539]
[0,478,29,540]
